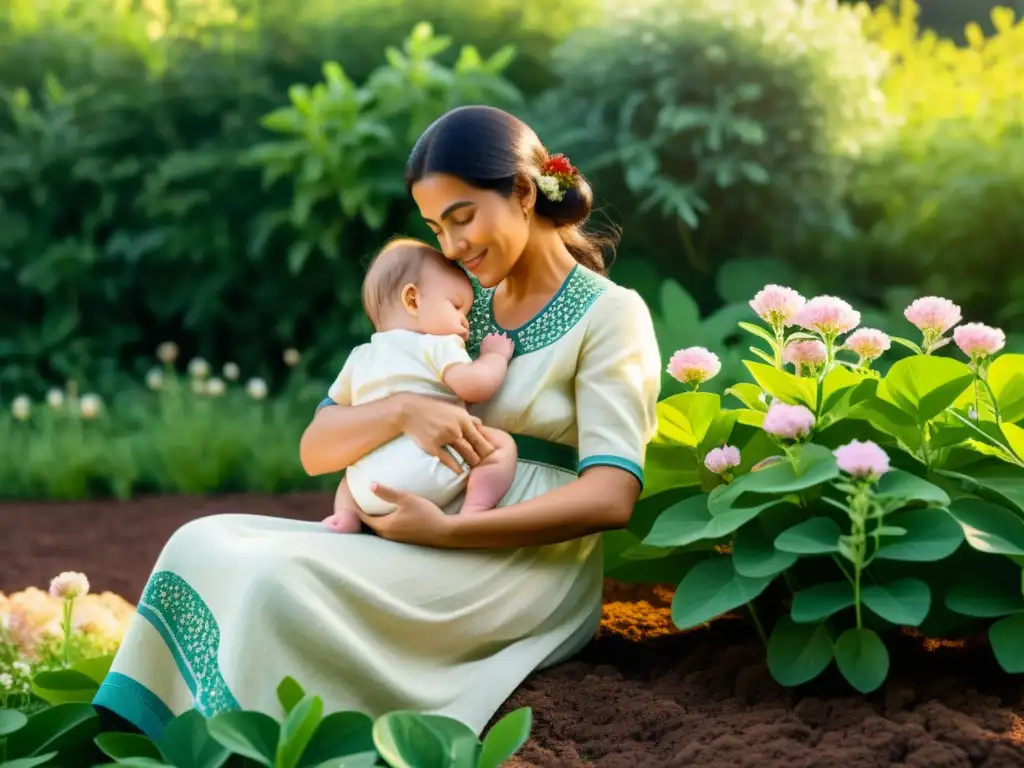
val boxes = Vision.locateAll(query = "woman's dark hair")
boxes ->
[404,105,618,273]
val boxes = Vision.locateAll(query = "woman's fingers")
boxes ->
[463,419,496,460]
[433,446,465,475]
[450,438,480,467]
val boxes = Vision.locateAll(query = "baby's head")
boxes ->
[362,238,474,339]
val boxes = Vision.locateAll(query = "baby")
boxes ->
[322,238,518,533]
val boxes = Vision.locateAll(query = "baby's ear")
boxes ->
[400,283,419,314]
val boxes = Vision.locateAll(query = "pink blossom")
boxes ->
[704,445,741,474]
[48,571,90,600]
[749,285,806,327]
[844,328,891,362]
[904,296,961,335]
[667,346,721,386]
[762,403,816,441]
[833,440,890,480]
[953,323,1005,360]
[793,296,861,337]
[783,340,827,368]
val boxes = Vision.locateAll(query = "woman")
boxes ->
[92,105,662,738]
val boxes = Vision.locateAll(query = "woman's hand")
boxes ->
[396,393,495,474]
[357,484,454,547]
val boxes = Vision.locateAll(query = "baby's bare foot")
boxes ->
[322,511,362,533]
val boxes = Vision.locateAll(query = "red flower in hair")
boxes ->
[544,154,577,179]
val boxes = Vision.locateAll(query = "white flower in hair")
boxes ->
[536,153,577,203]
[536,175,564,201]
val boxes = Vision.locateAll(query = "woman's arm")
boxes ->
[299,396,406,475]
[443,466,638,548]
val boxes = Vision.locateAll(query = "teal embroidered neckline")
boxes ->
[467,265,607,358]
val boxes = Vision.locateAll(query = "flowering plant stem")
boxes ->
[947,409,1023,466]
[61,596,75,667]
[836,481,879,630]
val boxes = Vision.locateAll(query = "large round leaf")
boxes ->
[774,517,842,555]
[947,497,1024,556]
[654,392,722,448]
[478,707,532,768]
[945,571,1024,618]
[988,354,1024,424]
[670,557,774,631]
[877,356,974,425]
[744,361,816,410]
[711,443,838,512]
[0,709,28,737]
[861,578,931,627]
[732,521,799,578]
[207,711,279,766]
[989,612,1024,673]
[643,496,712,548]
[834,627,890,694]
[791,581,855,623]
[766,617,834,687]
[873,508,964,562]
[874,470,950,506]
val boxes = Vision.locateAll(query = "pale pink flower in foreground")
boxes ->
[49,571,90,600]
[750,285,806,328]
[953,323,1005,361]
[844,328,891,362]
[783,340,827,368]
[833,440,891,480]
[762,403,816,440]
[904,296,961,335]
[793,296,861,337]
[704,445,741,474]
[667,347,721,386]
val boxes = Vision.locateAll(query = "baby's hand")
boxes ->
[480,332,514,362]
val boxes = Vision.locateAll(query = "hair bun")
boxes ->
[534,174,593,228]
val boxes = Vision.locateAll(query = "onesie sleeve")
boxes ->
[316,354,355,411]
[575,287,662,489]
[426,335,473,381]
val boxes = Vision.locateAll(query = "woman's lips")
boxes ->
[462,248,488,272]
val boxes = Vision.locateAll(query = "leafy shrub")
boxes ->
[1,664,532,767]
[0,3,522,396]
[807,2,1024,330]
[610,282,1024,692]
[533,0,890,293]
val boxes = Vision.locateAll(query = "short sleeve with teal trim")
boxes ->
[574,287,662,489]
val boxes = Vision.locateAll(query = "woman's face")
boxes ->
[411,172,533,288]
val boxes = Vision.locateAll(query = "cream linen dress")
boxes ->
[93,264,662,738]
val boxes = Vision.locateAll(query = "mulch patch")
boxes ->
[3,493,1023,767]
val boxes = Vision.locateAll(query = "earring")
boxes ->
[522,207,531,221]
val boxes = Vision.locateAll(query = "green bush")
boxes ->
[606,278,1024,693]
[810,2,1024,330]
[533,0,890,299]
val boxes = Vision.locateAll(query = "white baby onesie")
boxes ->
[327,329,473,515]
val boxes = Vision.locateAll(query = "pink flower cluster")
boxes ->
[904,296,961,335]
[953,323,1005,361]
[704,445,741,475]
[783,340,827,369]
[762,403,815,441]
[667,346,721,387]
[833,440,890,480]
[750,285,806,328]
[793,296,861,338]
[845,328,891,362]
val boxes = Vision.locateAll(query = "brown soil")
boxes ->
[3,493,1024,767]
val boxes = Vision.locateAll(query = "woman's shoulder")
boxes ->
[581,268,652,320]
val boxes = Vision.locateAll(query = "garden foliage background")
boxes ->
[1,0,1023,500]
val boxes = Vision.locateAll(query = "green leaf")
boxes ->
[373,712,469,768]
[277,695,324,768]
[874,470,950,506]
[725,382,767,412]
[31,668,101,705]
[732,521,799,578]
[989,612,1024,673]
[654,392,721,447]
[711,444,838,511]
[946,572,1024,618]
[5,703,101,761]
[988,354,1024,423]
[95,732,164,761]
[819,366,866,417]
[766,617,834,686]
[774,517,842,555]
[744,361,816,409]
[477,707,532,768]
[857,397,922,451]
[0,709,28,737]
[670,557,773,631]
[738,321,779,348]
[300,711,375,767]
[313,753,379,768]
[277,677,306,715]
[791,581,855,623]
[834,628,889,694]
[890,336,923,355]
[947,497,1024,556]
[71,654,114,685]
[877,356,974,426]
[0,755,61,768]
[643,495,712,548]
[873,508,964,562]
[157,709,229,768]
[207,711,280,766]
[861,578,931,626]
[939,462,1024,515]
